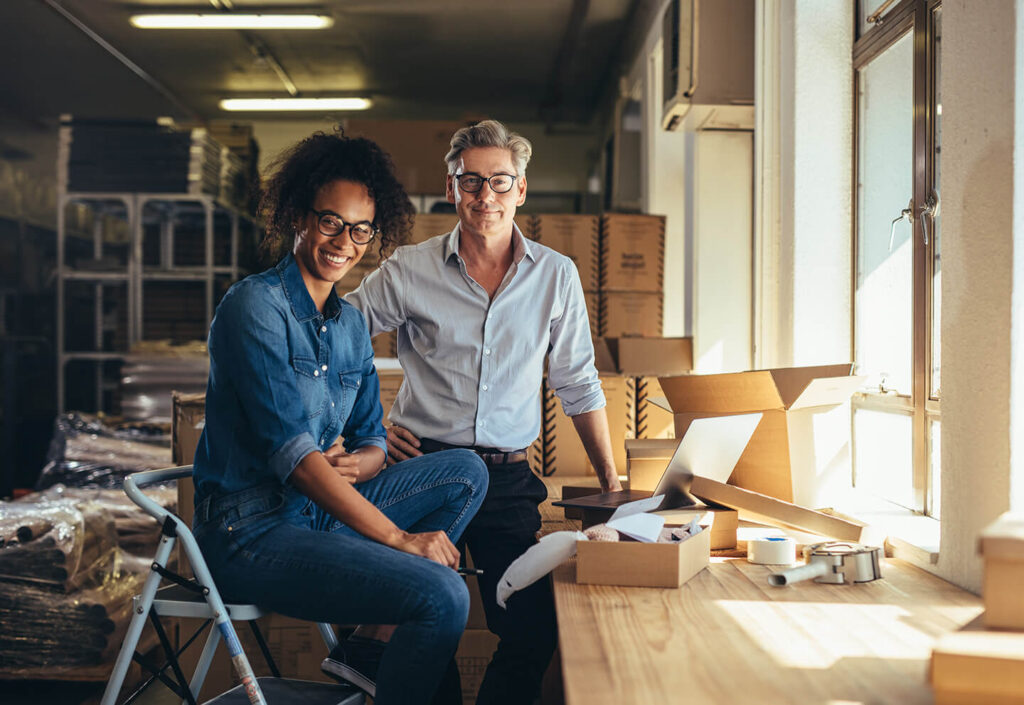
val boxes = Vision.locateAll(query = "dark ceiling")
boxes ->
[0,0,652,129]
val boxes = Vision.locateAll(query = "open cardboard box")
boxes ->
[576,522,710,588]
[658,364,864,504]
[624,437,870,543]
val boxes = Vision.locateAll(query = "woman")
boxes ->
[191,129,488,705]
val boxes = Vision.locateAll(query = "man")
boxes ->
[345,119,620,704]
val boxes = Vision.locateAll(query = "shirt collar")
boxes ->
[276,253,343,322]
[444,220,536,265]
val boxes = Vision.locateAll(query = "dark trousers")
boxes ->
[419,441,558,705]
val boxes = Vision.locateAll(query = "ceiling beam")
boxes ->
[540,0,590,125]
[40,0,200,121]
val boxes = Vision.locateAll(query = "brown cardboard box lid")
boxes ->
[595,337,693,377]
[625,438,679,458]
[979,512,1024,561]
[658,363,860,413]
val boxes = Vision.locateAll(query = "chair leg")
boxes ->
[149,610,198,705]
[317,622,339,651]
[100,536,177,705]
[184,625,222,705]
[247,621,281,678]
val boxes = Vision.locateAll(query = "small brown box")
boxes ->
[531,214,600,291]
[599,292,663,338]
[576,524,710,588]
[980,513,1024,630]
[599,213,665,293]
[539,374,634,477]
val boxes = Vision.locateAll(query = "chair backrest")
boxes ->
[122,465,271,704]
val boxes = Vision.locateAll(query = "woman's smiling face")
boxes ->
[292,179,376,295]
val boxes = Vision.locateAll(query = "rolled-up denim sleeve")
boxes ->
[547,263,606,416]
[210,283,319,483]
[342,318,388,454]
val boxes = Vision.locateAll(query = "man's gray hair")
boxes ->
[445,120,533,177]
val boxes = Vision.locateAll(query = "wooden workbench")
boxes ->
[540,477,982,705]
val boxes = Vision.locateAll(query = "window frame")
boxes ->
[851,0,941,514]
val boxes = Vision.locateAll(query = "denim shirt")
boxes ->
[192,253,387,501]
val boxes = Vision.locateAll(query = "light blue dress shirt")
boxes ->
[345,222,605,452]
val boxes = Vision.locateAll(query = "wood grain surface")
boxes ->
[540,476,983,705]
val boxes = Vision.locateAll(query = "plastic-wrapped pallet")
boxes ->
[0,496,152,676]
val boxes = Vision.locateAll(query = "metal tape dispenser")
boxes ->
[768,541,882,586]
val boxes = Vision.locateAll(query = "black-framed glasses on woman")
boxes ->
[310,210,379,244]
[454,172,518,194]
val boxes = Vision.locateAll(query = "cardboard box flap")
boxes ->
[979,512,1024,561]
[659,364,857,413]
[592,337,617,374]
[647,395,672,412]
[659,371,786,413]
[789,374,865,410]
[768,364,855,408]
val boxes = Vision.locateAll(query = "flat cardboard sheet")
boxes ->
[689,475,869,542]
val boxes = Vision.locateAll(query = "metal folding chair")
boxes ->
[99,465,361,705]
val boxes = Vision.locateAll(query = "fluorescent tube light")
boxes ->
[130,14,334,30]
[219,98,372,112]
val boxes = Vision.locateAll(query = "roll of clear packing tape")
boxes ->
[748,537,797,565]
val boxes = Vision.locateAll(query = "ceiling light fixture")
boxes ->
[219,97,372,112]
[130,14,334,30]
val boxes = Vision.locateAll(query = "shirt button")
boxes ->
[313,370,319,377]
[484,348,491,355]
[331,402,335,408]
[321,364,328,371]
[321,325,327,333]
[487,313,493,319]
[482,384,489,391]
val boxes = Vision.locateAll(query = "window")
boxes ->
[852,0,941,516]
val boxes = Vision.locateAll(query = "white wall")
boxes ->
[759,0,853,369]
[641,38,688,337]
[939,0,1019,591]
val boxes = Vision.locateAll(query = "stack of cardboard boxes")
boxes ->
[931,513,1024,704]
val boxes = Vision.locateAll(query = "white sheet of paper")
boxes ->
[607,512,666,543]
[609,495,666,521]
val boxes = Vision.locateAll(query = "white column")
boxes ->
[939,0,1018,591]
[757,0,852,367]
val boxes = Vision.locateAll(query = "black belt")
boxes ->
[418,438,529,466]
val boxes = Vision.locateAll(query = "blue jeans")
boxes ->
[192,449,488,705]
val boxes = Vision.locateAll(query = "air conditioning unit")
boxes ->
[662,0,755,132]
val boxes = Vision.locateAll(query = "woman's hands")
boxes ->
[292,448,459,568]
[388,530,460,569]
[324,441,385,484]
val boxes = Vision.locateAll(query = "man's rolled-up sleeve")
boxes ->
[547,264,605,417]
[210,284,319,483]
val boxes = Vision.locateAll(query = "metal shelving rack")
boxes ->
[56,191,257,413]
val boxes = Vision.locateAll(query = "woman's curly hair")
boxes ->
[258,127,415,265]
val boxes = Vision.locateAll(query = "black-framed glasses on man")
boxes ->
[455,172,518,194]
[310,210,378,244]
